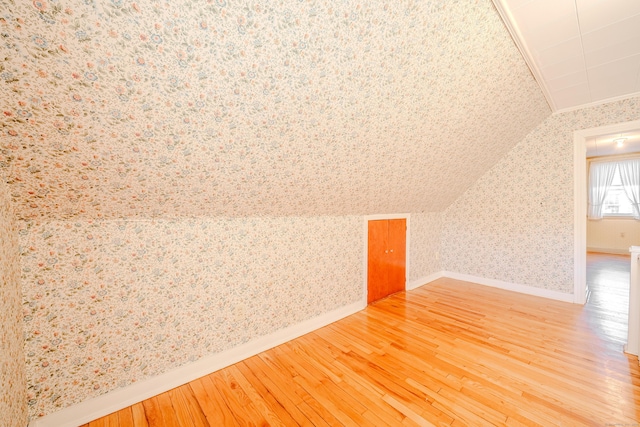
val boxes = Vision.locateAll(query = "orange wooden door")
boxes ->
[367,219,406,304]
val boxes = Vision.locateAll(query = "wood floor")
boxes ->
[84,265,640,426]
[586,251,631,350]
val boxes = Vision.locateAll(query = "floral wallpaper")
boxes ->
[0,0,550,221]
[20,215,362,418]
[409,213,442,283]
[0,181,27,427]
[2,0,553,421]
[442,96,640,293]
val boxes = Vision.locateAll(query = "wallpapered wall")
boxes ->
[20,215,366,418]
[0,0,549,221]
[409,213,442,283]
[0,181,27,427]
[442,97,640,293]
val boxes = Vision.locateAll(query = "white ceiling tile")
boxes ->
[506,0,537,11]
[518,13,581,51]
[511,0,576,24]
[540,55,585,80]
[576,0,640,34]
[584,34,640,68]
[499,0,640,110]
[534,37,583,68]
[550,83,592,109]
[587,53,640,100]
[545,70,588,92]
[581,13,640,53]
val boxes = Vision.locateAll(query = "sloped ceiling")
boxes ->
[0,0,550,221]
[494,0,640,111]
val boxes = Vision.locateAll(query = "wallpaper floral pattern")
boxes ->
[0,0,550,221]
[409,213,442,283]
[20,215,362,418]
[0,181,27,427]
[2,0,554,421]
[442,96,640,293]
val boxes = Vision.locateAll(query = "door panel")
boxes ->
[387,219,406,296]
[367,219,406,304]
[367,220,388,304]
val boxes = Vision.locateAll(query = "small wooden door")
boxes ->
[367,219,406,304]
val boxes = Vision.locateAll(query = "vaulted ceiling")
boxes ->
[0,0,550,221]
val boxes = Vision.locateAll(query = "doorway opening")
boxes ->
[575,120,640,350]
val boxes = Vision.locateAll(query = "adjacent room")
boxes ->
[2,0,640,426]
[586,131,640,347]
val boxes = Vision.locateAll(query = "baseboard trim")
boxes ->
[29,299,366,427]
[442,271,574,303]
[587,247,631,255]
[407,272,445,290]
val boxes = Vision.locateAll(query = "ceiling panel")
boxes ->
[540,55,585,80]
[581,13,640,53]
[550,82,591,110]
[587,54,640,99]
[534,37,582,68]
[546,70,588,92]
[584,35,640,68]
[576,0,640,34]
[494,0,640,111]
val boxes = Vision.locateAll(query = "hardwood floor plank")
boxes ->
[155,391,181,427]
[167,387,197,427]
[83,255,640,427]
[130,402,149,427]
[241,356,313,426]
[209,371,263,426]
[189,376,238,426]
[140,397,164,427]
[226,364,287,427]
[116,407,134,427]
[176,385,210,427]
[234,361,300,426]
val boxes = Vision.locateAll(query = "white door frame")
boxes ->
[573,119,640,304]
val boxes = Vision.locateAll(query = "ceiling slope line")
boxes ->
[491,0,557,112]
[572,0,593,106]
[554,90,640,115]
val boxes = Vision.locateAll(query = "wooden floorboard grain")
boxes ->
[84,255,640,426]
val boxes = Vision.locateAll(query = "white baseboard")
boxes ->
[29,299,366,427]
[30,269,575,427]
[406,271,445,290]
[587,247,631,255]
[442,271,575,303]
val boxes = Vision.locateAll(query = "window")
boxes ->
[588,157,640,220]
[602,168,635,216]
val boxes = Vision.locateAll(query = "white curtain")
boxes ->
[618,158,640,220]
[588,161,617,219]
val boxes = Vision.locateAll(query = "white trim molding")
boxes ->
[442,272,575,303]
[28,300,365,427]
[407,272,444,291]
[625,246,640,357]
[555,91,640,115]
[587,247,631,256]
[405,271,574,303]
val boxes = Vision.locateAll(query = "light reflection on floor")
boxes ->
[586,252,630,349]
